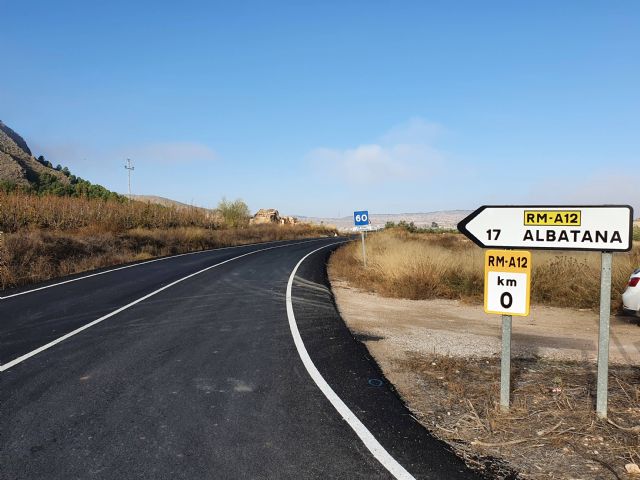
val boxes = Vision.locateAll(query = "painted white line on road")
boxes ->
[0,237,327,300]
[0,238,329,372]
[285,243,416,480]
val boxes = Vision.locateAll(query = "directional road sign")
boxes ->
[458,205,633,251]
[354,210,369,228]
[484,250,531,316]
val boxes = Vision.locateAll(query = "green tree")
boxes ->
[0,180,18,193]
[217,197,250,228]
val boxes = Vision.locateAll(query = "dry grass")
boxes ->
[0,191,218,232]
[330,229,640,311]
[402,353,640,479]
[0,224,335,289]
[0,192,336,290]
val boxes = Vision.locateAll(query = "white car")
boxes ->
[622,269,640,316]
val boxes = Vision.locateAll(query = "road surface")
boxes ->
[0,237,480,479]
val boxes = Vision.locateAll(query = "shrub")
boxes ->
[217,197,250,228]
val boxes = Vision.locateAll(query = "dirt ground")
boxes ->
[330,277,640,479]
[330,279,640,365]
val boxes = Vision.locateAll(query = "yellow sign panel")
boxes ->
[524,210,581,226]
[484,250,531,317]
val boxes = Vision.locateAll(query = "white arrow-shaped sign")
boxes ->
[458,205,633,251]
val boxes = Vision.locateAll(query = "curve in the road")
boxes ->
[1,237,482,479]
[0,238,337,371]
[286,242,414,479]
[0,237,327,300]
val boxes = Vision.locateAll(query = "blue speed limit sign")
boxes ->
[354,210,369,226]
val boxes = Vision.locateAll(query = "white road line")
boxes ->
[285,243,415,480]
[0,238,328,372]
[0,237,326,300]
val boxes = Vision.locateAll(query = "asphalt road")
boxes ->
[0,237,481,479]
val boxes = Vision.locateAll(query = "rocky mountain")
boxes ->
[0,120,122,200]
[0,120,69,187]
[0,121,32,156]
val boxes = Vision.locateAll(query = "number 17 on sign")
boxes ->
[486,229,501,241]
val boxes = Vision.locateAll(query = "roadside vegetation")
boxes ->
[0,156,124,201]
[332,227,640,478]
[0,192,335,290]
[330,227,640,311]
[403,353,640,479]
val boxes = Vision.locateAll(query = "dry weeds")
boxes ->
[0,191,218,232]
[0,192,336,290]
[330,229,640,311]
[402,353,640,479]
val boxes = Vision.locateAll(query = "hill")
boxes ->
[130,194,208,211]
[0,120,121,200]
[0,120,69,188]
[0,121,32,156]
[130,194,222,222]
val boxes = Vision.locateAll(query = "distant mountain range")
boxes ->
[129,194,210,211]
[298,211,471,231]
[123,199,471,230]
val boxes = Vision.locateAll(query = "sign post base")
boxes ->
[500,314,512,412]
[596,252,613,419]
[361,231,367,268]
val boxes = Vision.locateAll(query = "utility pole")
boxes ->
[124,158,134,199]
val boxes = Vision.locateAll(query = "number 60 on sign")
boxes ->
[484,250,531,316]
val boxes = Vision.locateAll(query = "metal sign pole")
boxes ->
[361,231,367,268]
[596,251,613,418]
[500,314,512,411]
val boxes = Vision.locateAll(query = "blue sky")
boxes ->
[2,1,638,216]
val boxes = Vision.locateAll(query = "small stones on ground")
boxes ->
[625,463,640,475]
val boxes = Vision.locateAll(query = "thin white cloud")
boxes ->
[307,118,446,185]
[554,173,639,213]
[380,117,444,145]
[127,142,216,164]
[31,141,217,166]
[520,171,640,217]
[29,142,85,163]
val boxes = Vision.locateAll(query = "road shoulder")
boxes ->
[330,274,640,480]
